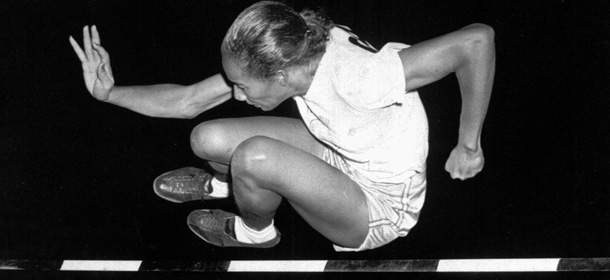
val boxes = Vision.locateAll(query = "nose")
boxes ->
[233,86,247,101]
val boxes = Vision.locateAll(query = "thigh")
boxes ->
[233,136,369,248]
[191,116,325,164]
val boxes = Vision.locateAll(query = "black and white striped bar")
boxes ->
[1,258,609,272]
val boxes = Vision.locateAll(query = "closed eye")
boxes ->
[234,83,246,90]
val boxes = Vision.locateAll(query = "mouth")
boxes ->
[246,101,262,109]
[251,103,268,111]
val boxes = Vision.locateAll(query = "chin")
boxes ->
[256,104,275,111]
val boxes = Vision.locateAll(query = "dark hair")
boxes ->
[221,1,334,79]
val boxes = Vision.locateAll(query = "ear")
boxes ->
[274,70,289,87]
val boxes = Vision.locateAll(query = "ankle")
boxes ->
[234,216,276,244]
[208,177,229,198]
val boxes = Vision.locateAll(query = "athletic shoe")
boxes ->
[153,167,222,203]
[187,209,281,248]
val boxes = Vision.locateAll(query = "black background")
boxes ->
[1,0,609,279]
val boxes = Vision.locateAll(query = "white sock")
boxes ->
[233,216,277,244]
[208,177,229,198]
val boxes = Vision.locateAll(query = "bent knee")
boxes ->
[231,136,279,177]
[190,120,233,161]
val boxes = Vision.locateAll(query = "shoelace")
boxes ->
[165,173,211,196]
[197,213,224,231]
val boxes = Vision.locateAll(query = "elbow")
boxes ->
[180,113,197,120]
[179,106,200,119]
[178,86,203,119]
[185,112,200,120]
[460,24,495,60]
[476,24,495,44]
[464,23,495,46]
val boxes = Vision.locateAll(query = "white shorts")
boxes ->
[322,147,427,252]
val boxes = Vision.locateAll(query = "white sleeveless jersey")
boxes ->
[294,26,429,184]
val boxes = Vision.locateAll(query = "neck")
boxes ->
[289,55,322,97]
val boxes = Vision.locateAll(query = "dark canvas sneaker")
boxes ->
[187,209,281,248]
[153,167,224,203]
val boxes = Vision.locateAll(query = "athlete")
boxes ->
[70,1,494,251]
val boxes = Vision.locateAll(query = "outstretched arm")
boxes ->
[105,74,232,119]
[399,23,495,180]
[70,25,232,119]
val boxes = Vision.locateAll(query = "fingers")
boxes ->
[72,25,107,65]
[83,26,93,60]
[92,43,112,77]
[91,25,101,45]
[449,166,482,180]
[97,63,114,88]
[91,42,110,63]
[446,168,470,180]
[69,36,87,62]
[444,153,484,181]
[90,26,102,62]
[445,165,465,180]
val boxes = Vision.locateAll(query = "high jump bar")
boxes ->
[0,258,609,272]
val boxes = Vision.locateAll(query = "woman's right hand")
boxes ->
[69,25,115,101]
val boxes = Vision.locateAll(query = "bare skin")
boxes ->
[69,26,232,119]
[70,22,495,248]
[398,23,495,180]
[188,54,370,247]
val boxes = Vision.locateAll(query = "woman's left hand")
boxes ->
[444,144,484,180]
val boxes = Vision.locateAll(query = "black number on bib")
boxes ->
[348,37,377,53]
[336,25,377,53]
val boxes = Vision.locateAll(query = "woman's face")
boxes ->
[221,55,291,111]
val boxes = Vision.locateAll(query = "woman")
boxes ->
[70,1,494,251]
